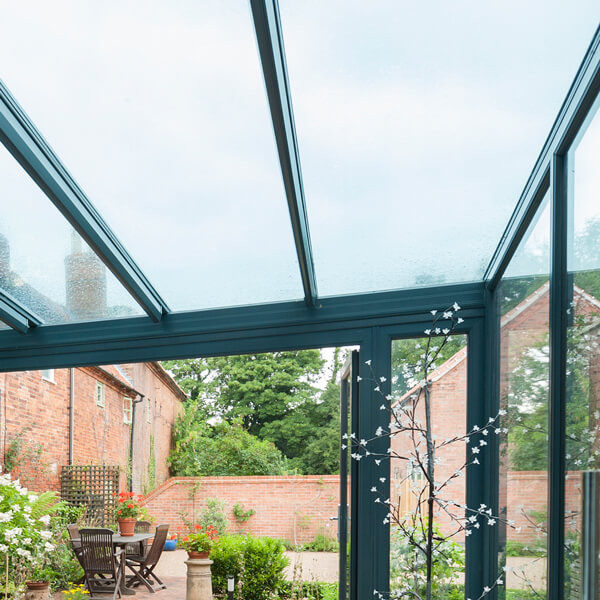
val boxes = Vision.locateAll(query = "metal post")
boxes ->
[581,471,600,600]
[227,575,234,600]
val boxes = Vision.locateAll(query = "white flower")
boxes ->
[44,542,54,552]
[442,311,452,319]
[457,317,464,324]
[430,310,437,316]
[370,487,377,492]
[380,404,386,410]
[365,360,372,366]
[471,447,480,454]
[0,511,13,523]
[453,302,461,311]
[442,328,449,335]
[424,329,431,336]
[379,478,386,483]
[356,376,362,382]
[487,519,496,526]
[473,458,480,465]
[0,544,7,552]
[375,427,383,437]
[40,530,53,540]
[39,515,51,526]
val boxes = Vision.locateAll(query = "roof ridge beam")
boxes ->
[0,288,42,333]
[0,81,170,321]
[250,0,318,307]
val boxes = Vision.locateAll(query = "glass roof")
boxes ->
[0,1,302,312]
[0,2,598,328]
[279,1,600,295]
[0,144,143,324]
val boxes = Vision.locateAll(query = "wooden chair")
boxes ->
[125,524,169,593]
[125,520,151,561]
[80,528,122,600]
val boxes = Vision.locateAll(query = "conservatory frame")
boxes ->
[0,3,599,599]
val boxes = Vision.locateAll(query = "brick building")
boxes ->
[0,232,185,494]
[391,282,600,543]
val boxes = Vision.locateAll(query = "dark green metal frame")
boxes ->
[0,4,598,599]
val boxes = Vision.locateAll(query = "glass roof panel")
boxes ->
[0,1,302,312]
[0,144,144,325]
[279,1,600,296]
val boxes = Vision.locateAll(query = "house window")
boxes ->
[95,381,105,407]
[123,397,132,424]
[146,397,152,423]
[41,369,55,383]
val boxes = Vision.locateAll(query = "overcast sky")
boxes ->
[0,1,598,316]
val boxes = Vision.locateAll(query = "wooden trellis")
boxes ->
[60,465,120,526]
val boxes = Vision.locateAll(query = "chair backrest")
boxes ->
[67,524,81,550]
[135,521,151,534]
[126,520,152,556]
[80,528,117,574]
[143,524,169,568]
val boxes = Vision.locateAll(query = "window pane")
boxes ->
[0,1,302,312]
[390,334,467,597]
[279,0,599,296]
[0,145,143,324]
[498,196,550,598]
[565,100,600,597]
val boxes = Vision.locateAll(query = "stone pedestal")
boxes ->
[185,557,213,600]
[24,585,50,600]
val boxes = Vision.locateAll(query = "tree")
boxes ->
[168,407,284,476]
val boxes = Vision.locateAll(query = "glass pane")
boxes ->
[498,196,550,598]
[0,144,143,324]
[0,1,302,311]
[389,333,467,598]
[565,101,600,598]
[279,1,599,297]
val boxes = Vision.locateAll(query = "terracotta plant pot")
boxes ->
[187,551,210,559]
[117,517,137,536]
[25,582,50,590]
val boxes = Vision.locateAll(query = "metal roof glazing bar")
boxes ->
[485,24,600,290]
[0,81,170,322]
[250,0,318,307]
[0,288,42,333]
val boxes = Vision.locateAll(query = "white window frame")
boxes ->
[95,381,105,408]
[123,397,133,424]
[41,369,55,383]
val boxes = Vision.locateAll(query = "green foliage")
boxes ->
[211,534,289,600]
[146,434,157,494]
[164,349,343,475]
[390,524,464,599]
[198,498,229,537]
[169,417,284,476]
[277,581,338,600]
[4,427,45,481]
[504,540,545,557]
[232,503,255,523]
[300,531,338,553]
[391,335,466,397]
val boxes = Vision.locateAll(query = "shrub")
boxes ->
[301,532,338,553]
[198,498,229,536]
[278,581,338,600]
[211,534,289,600]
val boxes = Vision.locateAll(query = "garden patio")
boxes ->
[0,1,600,599]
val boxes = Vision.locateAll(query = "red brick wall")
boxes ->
[0,364,182,495]
[143,476,343,545]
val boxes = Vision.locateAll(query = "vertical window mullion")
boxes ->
[548,153,569,600]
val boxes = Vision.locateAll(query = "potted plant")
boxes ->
[164,533,178,551]
[114,491,144,536]
[180,524,218,559]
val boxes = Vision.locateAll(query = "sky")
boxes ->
[0,1,599,318]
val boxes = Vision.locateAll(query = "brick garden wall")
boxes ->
[143,476,343,545]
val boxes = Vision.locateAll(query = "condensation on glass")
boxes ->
[278,0,600,298]
[498,195,550,598]
[564,98,600,598]
[0,1,303,312]
[0,144,143,325]
[389,334,467,597]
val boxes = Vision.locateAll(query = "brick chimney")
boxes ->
[64,232,107,320]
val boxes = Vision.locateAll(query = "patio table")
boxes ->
[74,532,154,596]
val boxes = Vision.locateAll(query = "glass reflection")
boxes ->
[564,101,600,599]
[0,144,142,325]
[498,197,550,598]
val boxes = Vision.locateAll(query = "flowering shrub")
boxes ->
[179,524,219,553]
[114,491,144,519]
[62,583,90,599]
[0,470,60,594]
